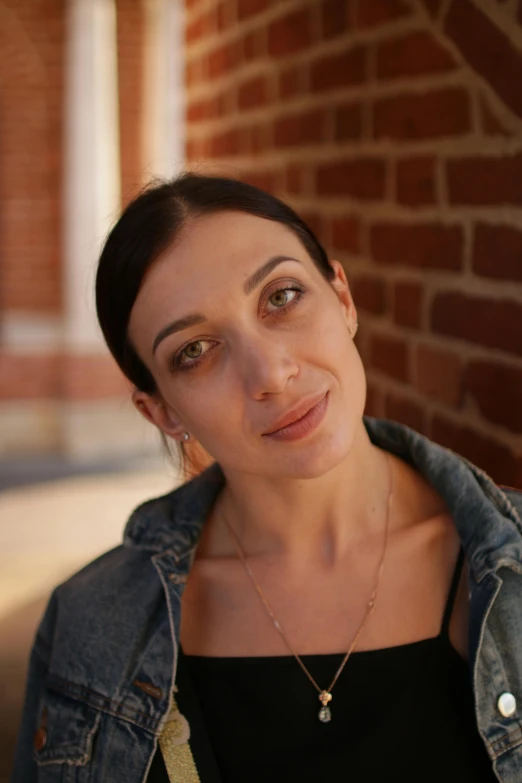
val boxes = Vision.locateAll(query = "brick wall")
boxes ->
[184,0,522,486]
[0,0,64,313]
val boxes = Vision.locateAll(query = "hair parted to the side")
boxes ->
[95,172,334,476]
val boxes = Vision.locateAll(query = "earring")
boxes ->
[182,432,190,442]
[350,321,359,338]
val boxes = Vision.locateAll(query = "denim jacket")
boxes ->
[10,417,522,782]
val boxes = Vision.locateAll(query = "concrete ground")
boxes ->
[0,463,177,780]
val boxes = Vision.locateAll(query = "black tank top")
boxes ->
[148,548,496,781]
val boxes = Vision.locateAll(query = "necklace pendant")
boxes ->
[318,691,332,722]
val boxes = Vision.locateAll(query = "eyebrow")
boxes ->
[152,254,301,354]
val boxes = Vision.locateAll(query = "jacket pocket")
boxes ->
[33,684,101,780]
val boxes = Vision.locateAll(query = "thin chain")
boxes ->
[222,452,393,698]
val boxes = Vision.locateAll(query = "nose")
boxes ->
[237,332,299,400]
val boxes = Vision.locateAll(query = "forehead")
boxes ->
[128,210,314,346]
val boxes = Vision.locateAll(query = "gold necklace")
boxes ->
[222,452,393,723]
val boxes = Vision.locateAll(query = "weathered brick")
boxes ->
[240,170,278,193]
[377,32,456,80]
[186,97,219,123]
[431,291,522,357]
[355,0,411,27]
[238,75,268,110]
[373,88,470,141]
[268,8,312,57]
[285,164,306,194]
[207,40,241,79]
[334,101,363,141]
[300,211,324,241]
[279,67,304,99]
[385,393,426,433]
[321,0,351,39]
[0,353,60,400]
[331,215,361,253]
[209,128,242,157]
[393,281,423,328]
[352,275,386,314]
[447,155,522,205]
[480,97,511,137]
[237,0,270,20]
[316,158,386,199]
[473,224,522,282]
[364,382,382,417]
[273,109,326,147]
[396,157,437,206]
[464,360,522,433]
[431,416,522,486]
[370,223,463,271]
[445,0,522,118]
[310,46,367,92]
[415,345,463,407]
[369,334,409,381]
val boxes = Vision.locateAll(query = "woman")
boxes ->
[11,174,522,782]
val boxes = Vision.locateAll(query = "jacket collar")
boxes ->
[124,417,522,583]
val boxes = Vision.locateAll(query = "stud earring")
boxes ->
[350,321,359,338]
[182,432,190,442]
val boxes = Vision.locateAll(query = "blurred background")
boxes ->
[1,0,522,776]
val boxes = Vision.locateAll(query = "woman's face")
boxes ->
[128,210,366,479]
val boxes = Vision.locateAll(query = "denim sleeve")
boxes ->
[9,592,58,782]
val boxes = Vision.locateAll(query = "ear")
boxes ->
[328,260,357,327]
[132,389,188,441]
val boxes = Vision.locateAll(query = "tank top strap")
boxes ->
[440,545,466,639]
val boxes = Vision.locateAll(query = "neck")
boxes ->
[209,419,393,568]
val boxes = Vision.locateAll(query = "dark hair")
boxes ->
[95,172,333,394]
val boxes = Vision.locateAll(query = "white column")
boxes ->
[63,0,121,351]
[142,0,185,180]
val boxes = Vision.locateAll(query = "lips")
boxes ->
[262,392,328,436]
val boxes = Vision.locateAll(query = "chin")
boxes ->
[265,432,353,481]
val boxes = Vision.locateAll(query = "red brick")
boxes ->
[279,68,303,99]
[447,155,522,205]
[331,215,361,253]
[321,0,351,39]
[241,125,267,156]
[385,394,426,433]
[237,0,270,20]
[464,361,522,433]
[334,102,363,141]
[396,157,437,206]
[273,109,326,147]
[377,32,456,80]
[393,281,423,328]
[415,345,463,407]
[373,88,470,141]
[316,158,386,200]
[431,416,522,487]
[238,75,268,110]
[364,382,382,417]
[285,164,306,194]
[0,352,60,400]
[445,0,522,119]
[241,171,278,193]
[370,334,409,381]
[355,0,411,27]
[207,40,241,79]
[430,292,522,357]
[62,355,128,400]
[186,97,219,123]
[352,275,386,314]
[185,12,211,43]
[209,128,241,157]
[480,97,511,137]
[370,223,463,271]
[473,224,522,282]
[310,47,367,92]
[268,9,312,57]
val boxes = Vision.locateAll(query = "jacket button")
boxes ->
[33,727,47,751]
[498,692,516,718]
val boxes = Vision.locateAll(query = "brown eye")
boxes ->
[184,342,203,359]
